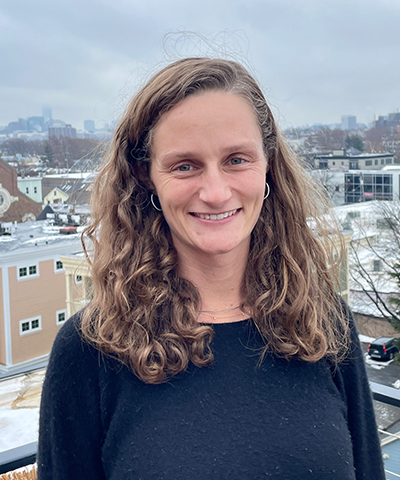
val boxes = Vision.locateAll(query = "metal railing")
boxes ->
[370,382,400,480]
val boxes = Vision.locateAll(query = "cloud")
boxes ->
[0,0,399,128]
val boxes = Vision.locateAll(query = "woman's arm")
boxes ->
[37,314,106,480]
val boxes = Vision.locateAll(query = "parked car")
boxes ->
[367,337,399,361]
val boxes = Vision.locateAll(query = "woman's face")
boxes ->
[150,91,267,260]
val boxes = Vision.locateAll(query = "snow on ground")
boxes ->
[364,353,395,370]
[0,405,39,452]
[0,370,45,453]
[359,334,376,344]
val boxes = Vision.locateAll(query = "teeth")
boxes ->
[195,209,237,220]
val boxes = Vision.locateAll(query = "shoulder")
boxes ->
[47,309,101,377]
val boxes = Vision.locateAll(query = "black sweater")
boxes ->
[37,313,385,480]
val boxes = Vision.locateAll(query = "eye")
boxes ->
[230,157,245,166]
[176,164,193,172]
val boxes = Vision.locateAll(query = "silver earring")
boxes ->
[150,193,162,212]
[264,182,270,200]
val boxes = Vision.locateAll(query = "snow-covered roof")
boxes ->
[0,370,44,454]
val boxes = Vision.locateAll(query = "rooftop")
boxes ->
[0,220,84,256]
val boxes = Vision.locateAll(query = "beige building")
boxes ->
[0,221,83,375]
[43,186,69,205]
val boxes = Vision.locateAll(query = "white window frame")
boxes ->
[56,309,67,325]
[19,315,42,336]
[17,262,39,281]
[75,274,82,284]
[54,259,65,273]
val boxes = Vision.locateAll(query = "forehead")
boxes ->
[151,92,262,156]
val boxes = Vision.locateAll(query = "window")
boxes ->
[19,316,42,335]
[75,275,82,284]
[332,161,336,166]
[345,173,393,203]
[21,322,30,332]
[365,160,372,166]
[381,159,385,165]
[18,263,39,280]
[55,260,64,273]
[26,187,29,194]
[373,260,381,272]
[19,267,27,277]
[56,309,67,325]
[386,158,392,164]
[375,159,378,165]
[54,190,57,196]
[34,186,37,194]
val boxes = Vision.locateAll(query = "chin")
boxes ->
[195,241,244,256]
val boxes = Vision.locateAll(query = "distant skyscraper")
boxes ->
[84,119,95,132]
[43,107,52,124]
[341,115,357,130]
[28,116,45,132]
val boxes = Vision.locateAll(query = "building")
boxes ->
[341,115,357,130]
[17,177,42,204]
[43,186,70,205]
[315,149,395,170]
[344,168,400,204]
[84,120,95,132]
[374,112,400,128]
[0,160,41,223]
[42,173,93,205]
[333,201,400,324]
[48,124,77,139]
[27,116,45,132]
[0,221,84,375]
[311,167,400,206]
[42,107,52,124]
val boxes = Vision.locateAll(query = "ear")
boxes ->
[135,161,155,193]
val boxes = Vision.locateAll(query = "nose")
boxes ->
[198,168,232,206]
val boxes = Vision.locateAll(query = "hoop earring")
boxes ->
[264,182,270,200]
[150,193,162,212]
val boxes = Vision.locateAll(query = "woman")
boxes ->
[38,58,385,479]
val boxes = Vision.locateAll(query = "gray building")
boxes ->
[84,120,95,132]
[341,115,357,130]
[48,124,77,139]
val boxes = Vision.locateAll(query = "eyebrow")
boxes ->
[159,142,260,162]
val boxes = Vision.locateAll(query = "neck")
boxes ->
[176,245,249,314]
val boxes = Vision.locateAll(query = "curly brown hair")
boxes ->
[81,57,348,384]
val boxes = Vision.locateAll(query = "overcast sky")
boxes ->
[1,0,399,130]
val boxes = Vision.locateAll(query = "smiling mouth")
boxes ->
[191,209,239,220]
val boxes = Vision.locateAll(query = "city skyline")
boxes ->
[2,105,399,134]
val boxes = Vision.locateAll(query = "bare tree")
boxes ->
[311,169,343,205]
[349,201,400,331]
